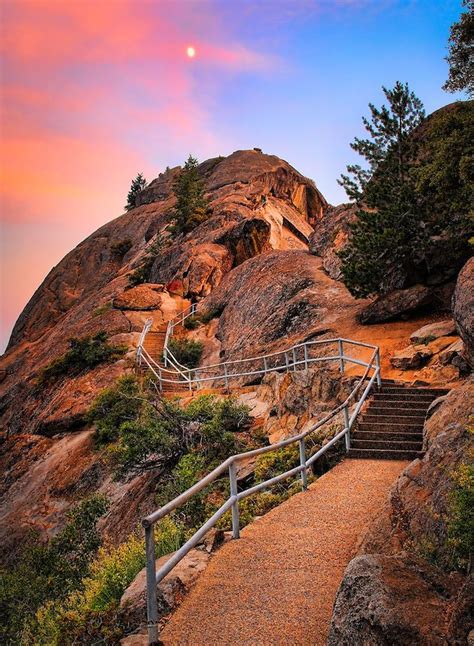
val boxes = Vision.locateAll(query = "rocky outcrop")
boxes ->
[359,283,454,324]
[329,554,463,646]
[309,203,357,279]
[410,319,456,344]
[453,257,474,367]
[199,249,363,360]
[113,284,164,310]
[330,378,474,643]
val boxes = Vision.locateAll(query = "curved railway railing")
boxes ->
[138,307,382,644]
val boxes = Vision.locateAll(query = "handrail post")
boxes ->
[299,438,308,491]
[375,349,382,388]
[263,356,268,373]
[144,524,159,645]
[285,352,289,370]
[343,405,350,452]
[304,344,308,370]
[229,461,240,539]
[292,348,297,371]
[338,339,345,374]
[224,364,229,390]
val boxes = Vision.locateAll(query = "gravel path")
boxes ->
[161,458,407,646]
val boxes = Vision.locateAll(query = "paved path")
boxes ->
[161,458,407,646]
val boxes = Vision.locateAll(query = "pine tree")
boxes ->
[338,82,426,298]
[170,155,210,235]
[125,173,147,211]
[443,0,474,97]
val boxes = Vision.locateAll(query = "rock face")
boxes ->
[113,284,164,310]
[359,283,454,324]
[0,149,330,551]
[330,378,474,644]
[329,554,462,646]
[308,203,357,279]
[452,257,474,367]
[409,319,456,344]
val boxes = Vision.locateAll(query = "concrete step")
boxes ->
[364,404,427,419]
[373,393,436,402]
[348,448,423,460]
[368,400,432,410]
[351,439,422,451]
[357,421,424,433]
[352,430,423,442]
[380,387,449,396]
[360,414,426,425]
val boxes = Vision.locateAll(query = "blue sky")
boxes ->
[0,0,468,351]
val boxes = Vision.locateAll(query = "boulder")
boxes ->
[410,319,456,344]
[390,345,432,370]
[359,285,433,324]
[329,554,461,646]
[439,338,464,365]
[113,284,163,310]
[308,203,357,279]
[452,257,474,367]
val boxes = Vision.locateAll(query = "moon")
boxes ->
[186,46,196,58]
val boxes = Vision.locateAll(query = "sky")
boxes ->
[0,0,467,352]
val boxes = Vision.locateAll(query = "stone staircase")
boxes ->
[142,327,190,394]
[348,380,449,460]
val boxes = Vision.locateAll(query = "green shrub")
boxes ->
[28,518,184,646]
[106,395,250,477]
[447,458,474,571]
[0,494,108,645]
[92,302,112,317]
[199,306,223,325]
[88,375,142,444]
[183,315,200,330]
[110,238,133,257]
[168,337,203,368]
[128,235,165,286]
[38,332,127,385]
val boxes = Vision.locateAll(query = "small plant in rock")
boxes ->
[183,316,201,330]
[92,302,112,318]
[128,234,166,287]
[167,338,203,368]
[38,332,127,385]
[110,238,133,258]
[199,306,224,325]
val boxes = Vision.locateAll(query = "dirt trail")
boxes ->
[161,458,407,646]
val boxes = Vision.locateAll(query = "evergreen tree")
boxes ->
[443,0,474,97]
[170,155,210,235]
[125,173,147,211]
[338,82,426,298]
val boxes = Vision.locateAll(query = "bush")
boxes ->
[127,235,165,287]
[88,375,143,444]
[447,458,474,571]
[199,306,223,325]
[0,494,108,645]
[92,302,112,317]
[110,238,133,257]
[169,155,211,236]
[168,337,203,368]
[183,316,200,330]
[28,518,184,645]
[38,332,127,385]
[107,395,250,477]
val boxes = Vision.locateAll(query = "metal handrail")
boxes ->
[142,342,381,643]
[137,308,382,390]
